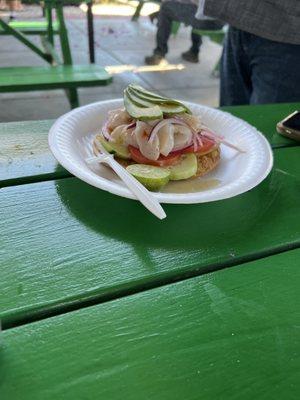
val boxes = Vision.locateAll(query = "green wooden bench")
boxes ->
[0,0,112,108]
[0,65,112,107]
[0,20,59,35]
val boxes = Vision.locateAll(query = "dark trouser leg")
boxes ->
[191,32,202,55]
[154,1,173,55]
[220,27,252,106]
[191,18,224,55]
[155,1,209,56]
[221,27,300,106]
[249,34,300,104]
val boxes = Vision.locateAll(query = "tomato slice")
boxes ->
[128,137,216,166]
[181,136,216,155]
[128,146,181,167]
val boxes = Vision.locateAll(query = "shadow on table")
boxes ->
[55,168,283,252]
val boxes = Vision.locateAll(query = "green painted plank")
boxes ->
[0,104,298,186]
[1,147,300,327]
[0,65,112,92]
[0,120,69,187]
[1,249,299,400]
[221,102,300,148]
[0,20,59,35]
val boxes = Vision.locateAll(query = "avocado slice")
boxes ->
[96,135,131,159]
[126,164,170,191]
[128,84,191,114]
[124,91,163,121]
[126,88,186,115]
[169,153,197,180]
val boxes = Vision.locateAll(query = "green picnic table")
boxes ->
[0,103,299,399]
[0,0,112,108]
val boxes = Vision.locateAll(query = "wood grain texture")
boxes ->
[0,249,299,400]
[1,147,300,327]
[0,120,68,187]
[1,103,299,186]
[0,65,112,92]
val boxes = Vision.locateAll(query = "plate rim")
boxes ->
[49,99,274,204]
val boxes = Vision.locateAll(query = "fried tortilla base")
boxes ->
[195,147,220,177]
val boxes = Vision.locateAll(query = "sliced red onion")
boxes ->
[193,135,198,152]
[101,120,112,141]
[174,115,199,134]
[126,122,136,130]
[196,133,203,147]
[201,129,223,141]
[200,129,245,153]
[148,118,190,143]
[172,140,193,152]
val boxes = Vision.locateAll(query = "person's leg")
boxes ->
[181,31,202,63]
[145,1,204,64]
[220,27,252,106]
[184,13,224,62]
[0,1,8,10]
[6,0,15,19]
[248,34,300,104]
[191,31,202,54]
[145,1,175,64]
[154,1,201,54]
[153,1,175,57]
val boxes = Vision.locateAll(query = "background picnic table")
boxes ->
[0,0,112,108]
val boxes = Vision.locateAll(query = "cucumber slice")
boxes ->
[96,135,130,159]
[169,153,197,180]
[127,88,186,115]
[124,91,163,121]
[128,84,191,114]
[129,84,172,101]
[126,164,170,191]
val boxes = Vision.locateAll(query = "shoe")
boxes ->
[149,11,159,24]
[144,54,165,66]
[181,50,199,63]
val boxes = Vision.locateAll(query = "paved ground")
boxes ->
[0,4,222,122]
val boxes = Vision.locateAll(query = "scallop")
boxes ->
[135,121,160,160]
[180,113,202,132]
[124,127,138,147]
[108,108,132,130]
[110,124,128,143]
[157,123,174,156]
[173,125,193,150]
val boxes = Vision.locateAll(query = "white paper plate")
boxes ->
[49,99,273,204]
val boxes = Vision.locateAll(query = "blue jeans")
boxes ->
[220,27,300,106]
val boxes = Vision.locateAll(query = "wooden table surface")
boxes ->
[0,103,299,399]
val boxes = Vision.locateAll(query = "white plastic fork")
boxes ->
[81,134,166,220]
